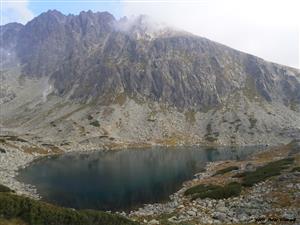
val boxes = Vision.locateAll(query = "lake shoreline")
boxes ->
[1,140,268,206]
[1,139,298,225]
[128,140,300,224]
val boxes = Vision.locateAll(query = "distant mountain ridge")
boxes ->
[0,10,299,148]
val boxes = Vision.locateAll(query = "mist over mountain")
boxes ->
[1,10,300,148]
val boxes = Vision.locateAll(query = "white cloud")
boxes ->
[122,0,300,68]
[1,0,34,25]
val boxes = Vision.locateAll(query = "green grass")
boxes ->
[239,158,294,187]
[0,192,139,225]
[184,182,242,200]
[213,166,239,176]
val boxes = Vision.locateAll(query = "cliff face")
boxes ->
[0,10,299,148]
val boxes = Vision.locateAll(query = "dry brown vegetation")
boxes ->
[22,145,63,155]
[0,218,27,225]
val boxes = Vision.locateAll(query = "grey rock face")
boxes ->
[1,10,299,111]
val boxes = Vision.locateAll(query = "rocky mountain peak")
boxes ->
[0,10,299,110]
[0,10,299,147]
[31,9,67,26]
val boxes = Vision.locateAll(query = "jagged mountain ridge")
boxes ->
[0,10,300,148]
[2,10,299,109]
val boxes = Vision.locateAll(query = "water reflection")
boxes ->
[18,146,263,211]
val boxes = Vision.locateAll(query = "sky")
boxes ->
[1,0,299,69]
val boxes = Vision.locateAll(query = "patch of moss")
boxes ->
[240,158,294,187]
[185,182,242,200]
[90,121,100,127]
[213,166,239,176]
[0,193,138,225]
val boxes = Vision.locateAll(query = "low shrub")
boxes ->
[213,166,239,176]
[0,193,139,225]
[240,158,294,187]
[185,182,242,200]
[184,184,219,196]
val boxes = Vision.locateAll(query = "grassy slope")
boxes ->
[0,218,27,225]
[0,190,139,225]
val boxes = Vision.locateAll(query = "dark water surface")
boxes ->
[17,146,263,211]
